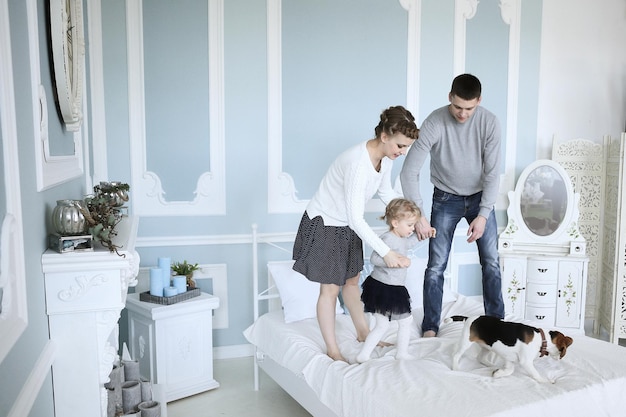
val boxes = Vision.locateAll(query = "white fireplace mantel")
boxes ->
[42,217,139,417]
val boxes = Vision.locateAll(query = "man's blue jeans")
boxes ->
[422,188,505,334]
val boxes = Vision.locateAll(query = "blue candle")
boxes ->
[149,268,164,297]
[158,257,171,288]
[163,286,178,297]
[160,267,170,289]
[173,276,187,294]
[157,257,171,270]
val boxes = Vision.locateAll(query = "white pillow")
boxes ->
[268,261,344,323]
[405,257,457,309]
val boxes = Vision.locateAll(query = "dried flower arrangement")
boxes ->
[79,182,130,256]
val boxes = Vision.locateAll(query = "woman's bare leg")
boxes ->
[317,283,345,361]
[342,274,370,342]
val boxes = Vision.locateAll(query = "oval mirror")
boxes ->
[520,165,567,236]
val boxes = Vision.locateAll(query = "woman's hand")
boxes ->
[383,250,411,268]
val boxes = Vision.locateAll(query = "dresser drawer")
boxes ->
[525,304,556,326]
[526,282,557,305]
[526,259,558,283]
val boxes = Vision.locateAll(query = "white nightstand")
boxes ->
[126,292,220,402]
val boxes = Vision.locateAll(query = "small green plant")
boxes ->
[171,260,200,288]
[171,260,199,276]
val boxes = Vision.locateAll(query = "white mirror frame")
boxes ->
[499,159,586,256]
[0,0,28,364]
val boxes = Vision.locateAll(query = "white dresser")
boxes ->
[499,159,588,333]
[125,292,220,402]
[500,254,588,331]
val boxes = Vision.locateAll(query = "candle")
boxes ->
[157,257,171,270]
[161,267,171,289]
[163,286,178,297]
[149,268,163,297]
[158,257,171,288]
[173,276,187,294]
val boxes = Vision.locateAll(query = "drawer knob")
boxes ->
[536,291,547,296]
[537,268,548,273]
[535,315,545,320]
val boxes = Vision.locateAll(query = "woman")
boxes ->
[293,105,419,361]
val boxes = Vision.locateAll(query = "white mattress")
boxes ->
[244,295,626,417]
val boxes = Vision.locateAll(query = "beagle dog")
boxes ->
[447,315,573,383]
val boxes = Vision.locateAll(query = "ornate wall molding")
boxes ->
[452,0,521,210]
[86,0,108,187]
[499,0,521,207]
[453,0,479,76]
[28,0,84,192]
[0,0,28,365]
[267,0,419,213]
[126,0,225,216]
[399,0,422,119]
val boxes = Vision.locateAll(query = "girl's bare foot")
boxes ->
[422,330,436,338]
[377,341,393,347]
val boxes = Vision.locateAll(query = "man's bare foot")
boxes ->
[422,330,437,338]
[377,341,394,347]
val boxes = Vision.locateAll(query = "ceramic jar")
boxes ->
[51,199,88,235]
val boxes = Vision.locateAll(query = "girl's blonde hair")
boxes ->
[380,198,421,229]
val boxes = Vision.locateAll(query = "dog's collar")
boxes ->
[539,329,548,357]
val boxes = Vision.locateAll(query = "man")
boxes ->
[400,73,505,337]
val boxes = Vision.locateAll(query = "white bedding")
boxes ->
[244,295,626,417]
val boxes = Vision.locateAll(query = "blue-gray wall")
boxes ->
[3,1,625,416]
[101,0,543,349]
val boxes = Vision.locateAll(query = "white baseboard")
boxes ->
[214,344,254,360]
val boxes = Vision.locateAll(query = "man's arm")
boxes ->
[478,116,502,219]
[400,142,429,212]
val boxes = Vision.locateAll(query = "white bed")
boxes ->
[244,225,626,417]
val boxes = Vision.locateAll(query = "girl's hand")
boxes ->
[383,250,411,268]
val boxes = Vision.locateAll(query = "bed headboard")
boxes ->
[250,223,461,323]
[251,224,296,321]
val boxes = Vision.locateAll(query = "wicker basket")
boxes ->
[139,288,201,305]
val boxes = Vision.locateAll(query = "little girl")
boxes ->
[356,198,426,362]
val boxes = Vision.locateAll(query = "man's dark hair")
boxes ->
[450,74,482,100]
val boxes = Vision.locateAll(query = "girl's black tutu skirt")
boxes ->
[361,276,411,321]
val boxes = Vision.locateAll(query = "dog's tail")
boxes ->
[443,315,468,324]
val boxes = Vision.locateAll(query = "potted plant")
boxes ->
[79,182,130,256]
[171,260,200,288]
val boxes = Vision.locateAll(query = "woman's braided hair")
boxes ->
[374,106,420,140]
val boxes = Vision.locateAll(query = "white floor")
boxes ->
[166,356,312,417]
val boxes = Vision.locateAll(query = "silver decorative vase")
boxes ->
[51,199,88,236]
